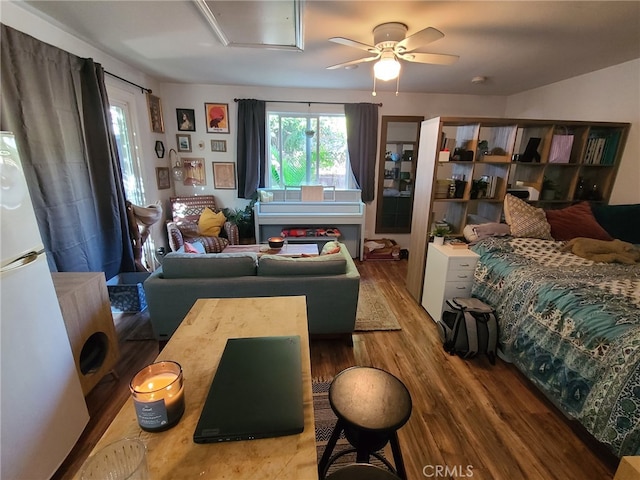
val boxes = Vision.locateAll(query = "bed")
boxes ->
[470,235,640,457]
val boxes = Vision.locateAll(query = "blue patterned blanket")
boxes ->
[470,237,640,457]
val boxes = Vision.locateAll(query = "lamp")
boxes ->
[374,51,401,81]
[169,149,184,182]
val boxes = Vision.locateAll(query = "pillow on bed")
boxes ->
[544,202,613,241]
[503,194,552,239]
[591,203,640,244]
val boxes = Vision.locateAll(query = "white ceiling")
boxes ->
[18,1,640,96]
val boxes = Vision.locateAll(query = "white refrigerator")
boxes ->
[0,132,89,479]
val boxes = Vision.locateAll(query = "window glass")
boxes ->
[267,112,356,189]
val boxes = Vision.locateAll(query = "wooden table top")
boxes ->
[79,296,316,480]
[224,243,319,257]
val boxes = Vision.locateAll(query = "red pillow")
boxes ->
[545,202,613,241]
[183,242,199,254]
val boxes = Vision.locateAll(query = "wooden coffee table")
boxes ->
[224,243,319,257]
[78,296,316,479]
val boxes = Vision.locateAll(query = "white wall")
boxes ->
[160,83,507,246]
[505,59,640,205]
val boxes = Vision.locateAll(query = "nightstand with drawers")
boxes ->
[421,243,480,322]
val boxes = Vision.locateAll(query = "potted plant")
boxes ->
[222,193,258,242]
[470,178,488,199]
[431,225,450,245]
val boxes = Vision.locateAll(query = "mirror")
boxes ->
[375,116,423,233]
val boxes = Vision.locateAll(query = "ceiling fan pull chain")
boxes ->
[395,72,400,96]
[372,75,377,97]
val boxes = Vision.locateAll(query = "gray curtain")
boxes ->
[344,103,379,202]
[1,24,135,278]
[236,99,266,199]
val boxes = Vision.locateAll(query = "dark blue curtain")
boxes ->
[344,103,379,202]
[0,24,135,278]
[236,99,266,199]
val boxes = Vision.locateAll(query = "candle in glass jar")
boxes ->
[130,361,185,432]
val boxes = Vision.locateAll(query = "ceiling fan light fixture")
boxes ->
[374,52,401,81]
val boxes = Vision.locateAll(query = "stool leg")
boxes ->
[389,432,407,480]
[318,418,344,479]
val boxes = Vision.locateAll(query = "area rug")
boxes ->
[314,381,388,476]
[355,280,401,331]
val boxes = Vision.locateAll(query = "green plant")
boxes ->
[542,176,557,191]
[470,178,489,199]
[222,193,258,239]
[431,225,450,237]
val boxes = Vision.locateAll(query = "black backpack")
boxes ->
[437,297,498,365]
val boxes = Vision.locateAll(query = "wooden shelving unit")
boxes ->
[406,116,630,302]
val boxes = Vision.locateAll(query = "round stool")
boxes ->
[318,366,412,480]
[325,463,401,480]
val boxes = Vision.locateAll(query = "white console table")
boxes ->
[254,189,366,260]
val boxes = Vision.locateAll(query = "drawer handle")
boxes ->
[459,263,470,267]
[456,286,467,290]
[457,275,468,279]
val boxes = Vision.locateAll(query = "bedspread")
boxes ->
[470,237,640,457]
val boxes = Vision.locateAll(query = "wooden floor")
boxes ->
[53,259,619,480]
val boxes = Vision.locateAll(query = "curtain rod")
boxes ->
[105,71,152,94]
[233,98,382,107]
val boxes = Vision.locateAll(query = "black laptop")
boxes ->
[193,335,304,443]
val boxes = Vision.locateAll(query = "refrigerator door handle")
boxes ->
[1,249,44,273]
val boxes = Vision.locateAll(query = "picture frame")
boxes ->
[155,167,170,190]
[182,157,206,186]
[176,133,192,153]
[146,93,164,133]
[205,103,230,134]
[212,162,236,189]
[176,108,196,132]
[211,139,227,152]
[154,140,165,158]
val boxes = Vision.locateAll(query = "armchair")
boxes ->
[166,195,239,253]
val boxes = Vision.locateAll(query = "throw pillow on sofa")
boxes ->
[503,194,552,240]
[162,252,258,279]
[544,202,613,241]
[258,253,346,276]
[198,207,226,236]
[591,203,640,244]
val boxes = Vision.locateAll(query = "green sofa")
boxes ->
[143,243,360,341]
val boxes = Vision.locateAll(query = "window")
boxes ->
[107,87,157,270]
[267,112,357,189]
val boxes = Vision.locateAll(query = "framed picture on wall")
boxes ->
[155,167,170,190]
[176,133,192,152]
[182,157,206,186]
[211,139,227,152]
[146,93,164,133]
[205,103,229,134]
[176,108,196,131]
[212,162,236,189]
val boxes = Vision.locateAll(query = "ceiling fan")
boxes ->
[327,22,459,86]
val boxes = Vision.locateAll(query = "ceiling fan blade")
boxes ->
[329,37,378,53]
[396,27,444,52]
[399,52,459,65]
[326,55,380,70]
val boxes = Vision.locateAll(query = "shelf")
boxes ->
[406,116,630,303]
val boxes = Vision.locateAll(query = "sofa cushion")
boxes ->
[162,252,257,279]
[591,203,640,244]
[504,194,552,239]
[198,207,226,236]
[177,241,206,254]
[544,202,613,241]
[321,240,341,255]
[258,253,346,276]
